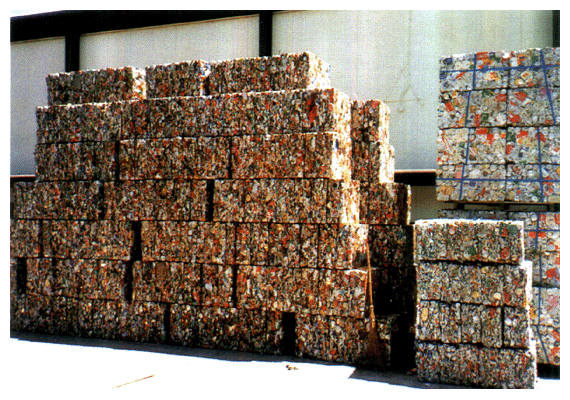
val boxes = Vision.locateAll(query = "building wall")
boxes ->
[10,10,554,219]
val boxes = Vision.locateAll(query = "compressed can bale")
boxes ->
[437,47,560,205]
[351,141,394,183]
[46,66,146,106]
[37,102,123,144]
[42,220,134,260]
[507,87,559,126]
[170,304,200,347]
[436,163,506,202]
[208,52,331,95]
[505,126,560,164]
[530,286,560,328]
[368,225,413,268]
[510,47,560,88]
[66,298,94,337]
[141,221,235,263]
[145,59,210,98]
[414,219,524,265]
[438,210,560,288]
[104,180,208,221]
[213,178,359,224]
[202,264,234,308]
[236,265,282,310]
[350,99,390,143]
[232,132,351,180]
[359,182,410,225]
[12,181,103,220]
[533,325,560,365]
[118,137,230,180]
[505,163,560,203]
[197,307,240,350]
[35,142,116,182]
[318,223,368,270]
[10,220,42,258]
[438,127,506,165]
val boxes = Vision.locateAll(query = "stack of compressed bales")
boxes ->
[414,219,536,388]
[439,209,560,365]
[10,52,413,368]
[435,47,560,368]
[437,48,560,203]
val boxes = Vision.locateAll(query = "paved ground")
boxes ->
[3,331,562,398]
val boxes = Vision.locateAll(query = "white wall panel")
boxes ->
[80,15,259,70]
[10,38,65,175]
[273,10,553,171]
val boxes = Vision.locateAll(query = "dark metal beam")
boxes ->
[394,170,436,186]
[259,11,273,57]
[552,10,560,47]
[11,10,266,43]
[65,31,81,72]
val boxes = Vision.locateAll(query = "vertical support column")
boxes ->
[65,31,81,72]
[259,11,273,57]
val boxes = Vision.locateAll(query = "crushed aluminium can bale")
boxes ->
[141,221,235,264]
[351,141,394,183]
[46,66,146,106]
[508,211,560,287]
[234,223,270,265]
[505,126,560,164]
[36,102,123,144]
[118,137,231,180]
[368,225,413,268]
[415,341,537,388]
[532,324,560,365]
[467,89,508,127]
[65,297,95,337]
[202,264,234,308]
[507,87,559,126]
[104,179,208,221]
[35,141,116,182]
[145,59,211,98]
[436,163,506,202]
[208,52,331,95]
[510,47,560,88]
[437,210,560,287]
[232,132,351,180]
[359,182,411,225]
[505,163,560,203]
[317,223,368,270]
[213,178,359,224]
[196,307,240,350]
[169,303,200,347]
[350,99,390,143]
[10,220,42,258]
[439,51,510,93]
[414,219,524,265]
[530,286,560,328]
[42,220,134,260]
[437,127,506,165]
[12,181,103,220]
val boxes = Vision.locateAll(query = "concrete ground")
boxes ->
[3,331,562,398]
